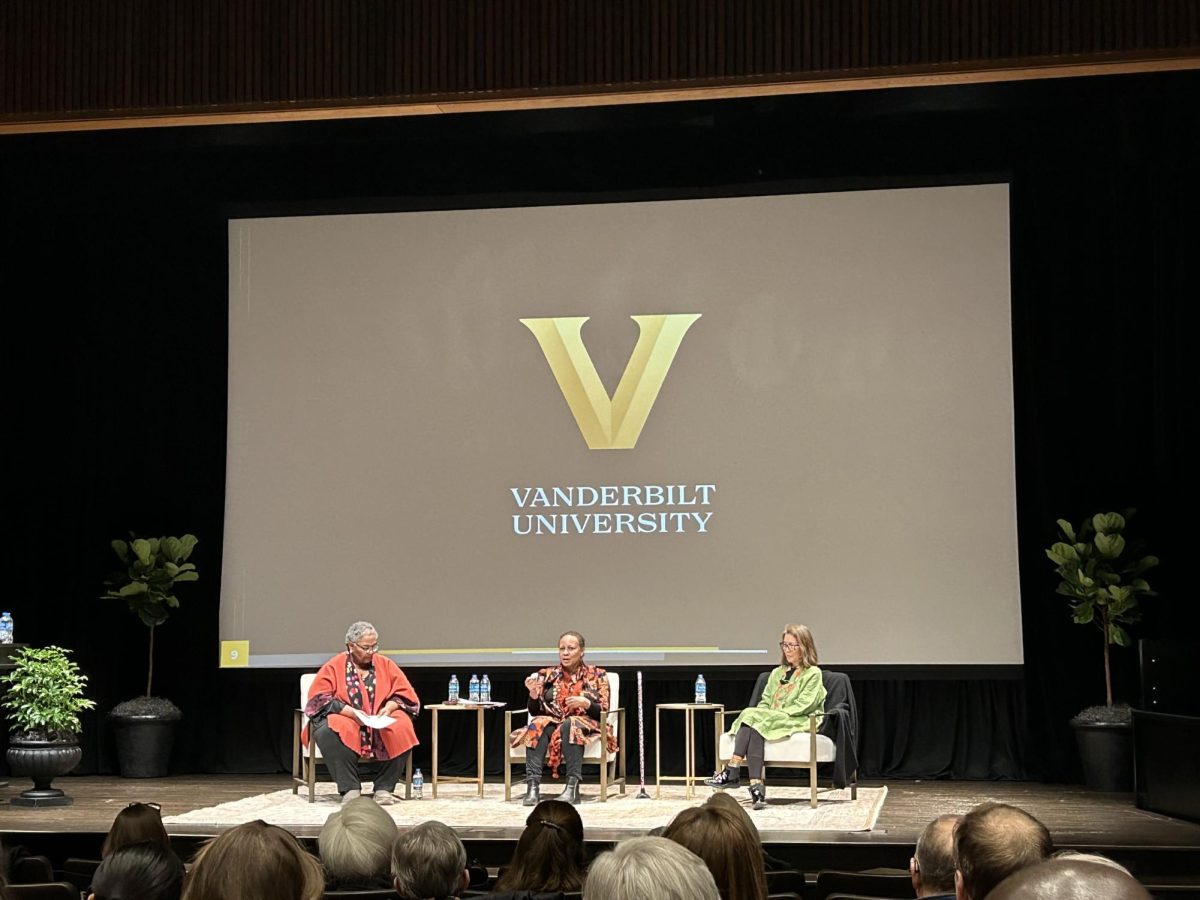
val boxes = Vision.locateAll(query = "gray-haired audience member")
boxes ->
[911,813,962,900]
[89,841,184,900]
[391,821,469,900]
[954,802,1053,900]
[584,836,720,900]
[986,857,1151,899]
[319,796,398,890]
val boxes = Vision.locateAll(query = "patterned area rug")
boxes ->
[164,783,886,836]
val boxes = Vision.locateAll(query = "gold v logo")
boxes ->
[520,314,701,450]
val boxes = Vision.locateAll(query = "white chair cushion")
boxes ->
[718,729,836,764]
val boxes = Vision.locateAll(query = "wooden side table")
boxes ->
[427,702,504,798]
[655,702,724,799]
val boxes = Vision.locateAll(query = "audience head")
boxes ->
[89,841,184,900]
[986,857,1150,900]
[182,820,324,900]
[704,790,761,840]
[1050,850,1133,875]
[585,836,719,900]
[102,802,171,856]
[954,802,1053,900]
[663,804,768,900]
[495,799,587,893]
[318,796,398,886]
[911,813,962,897]
[391,821,468,899]
[779,623,819,668]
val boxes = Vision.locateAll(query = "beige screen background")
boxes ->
[223,184,1021,668]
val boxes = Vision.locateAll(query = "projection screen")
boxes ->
[221,183,1020,669]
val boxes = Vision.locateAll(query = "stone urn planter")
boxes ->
[0,645,95,806]
[7,737,83,807]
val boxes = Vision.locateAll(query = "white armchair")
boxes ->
[503,671,626,802]
[717,670,856,809]
[291,672,412,803]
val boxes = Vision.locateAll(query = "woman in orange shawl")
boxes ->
[303,621,420,805]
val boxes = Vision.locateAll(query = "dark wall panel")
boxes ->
[3,0,1199,120]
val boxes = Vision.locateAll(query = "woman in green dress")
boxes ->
[706,623,826,809]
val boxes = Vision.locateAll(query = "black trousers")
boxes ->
[312,719,410,795]
[732,724,767,780]
[525,720,583,781]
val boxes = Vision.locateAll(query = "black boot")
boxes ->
[748,782,767,810]
[522,778,541,807]
[705,765,741,788]
[560,776,582,805]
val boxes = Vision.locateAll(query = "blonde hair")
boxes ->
[779,624,819,668]
[182,820,323,900]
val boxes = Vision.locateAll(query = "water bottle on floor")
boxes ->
[481,674,491,703]
[695,673,707,703]
[469,674,480,702]
[0,611,12,645]
[448,674,460,703]
[412,767,423,799]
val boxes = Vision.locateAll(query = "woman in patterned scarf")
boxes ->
[510,630,616,806]
[706,623,826,810]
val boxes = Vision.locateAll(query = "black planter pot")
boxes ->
[1072,721,1133,792]
[111,714,178,778]
[7,737,83,806]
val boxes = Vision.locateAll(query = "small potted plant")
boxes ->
[1,645,96,806]
[1045,510,1157,790]
[102,534,199,777]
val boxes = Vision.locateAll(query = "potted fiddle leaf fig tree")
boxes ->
[1046,510,1157,790]
[1,645,96,806]
[102,534,199,777]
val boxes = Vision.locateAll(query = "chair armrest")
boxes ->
[505,708,532,730]
[720,708,746,721]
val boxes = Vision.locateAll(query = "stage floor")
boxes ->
[4,776,1199,848]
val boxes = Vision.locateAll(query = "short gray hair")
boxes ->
[584,837,719,900]
[915,813,962,893]
[391,821,467,899]
[345,621,378,644]
[319,796,398,884]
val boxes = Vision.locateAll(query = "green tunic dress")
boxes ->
[727,664,826,741]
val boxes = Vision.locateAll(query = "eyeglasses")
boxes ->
[779,642,800,650]
[349,642,380,654]
[128,801,162,811]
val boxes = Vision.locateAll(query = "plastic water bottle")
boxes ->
[469,674,480,702]
[480,674,491,703]
[0,612,12,645]
[695,674,707,704]
[448,674,460,703]
[412,767,423,799]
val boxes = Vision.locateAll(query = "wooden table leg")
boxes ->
[476,707,485,797]
[655,705,662,799]
[685,707,694,799]
[431,707,440,799]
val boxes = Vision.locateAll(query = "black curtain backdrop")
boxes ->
[2,71,1197,784]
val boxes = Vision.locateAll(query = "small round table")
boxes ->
[655,702,725,799]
